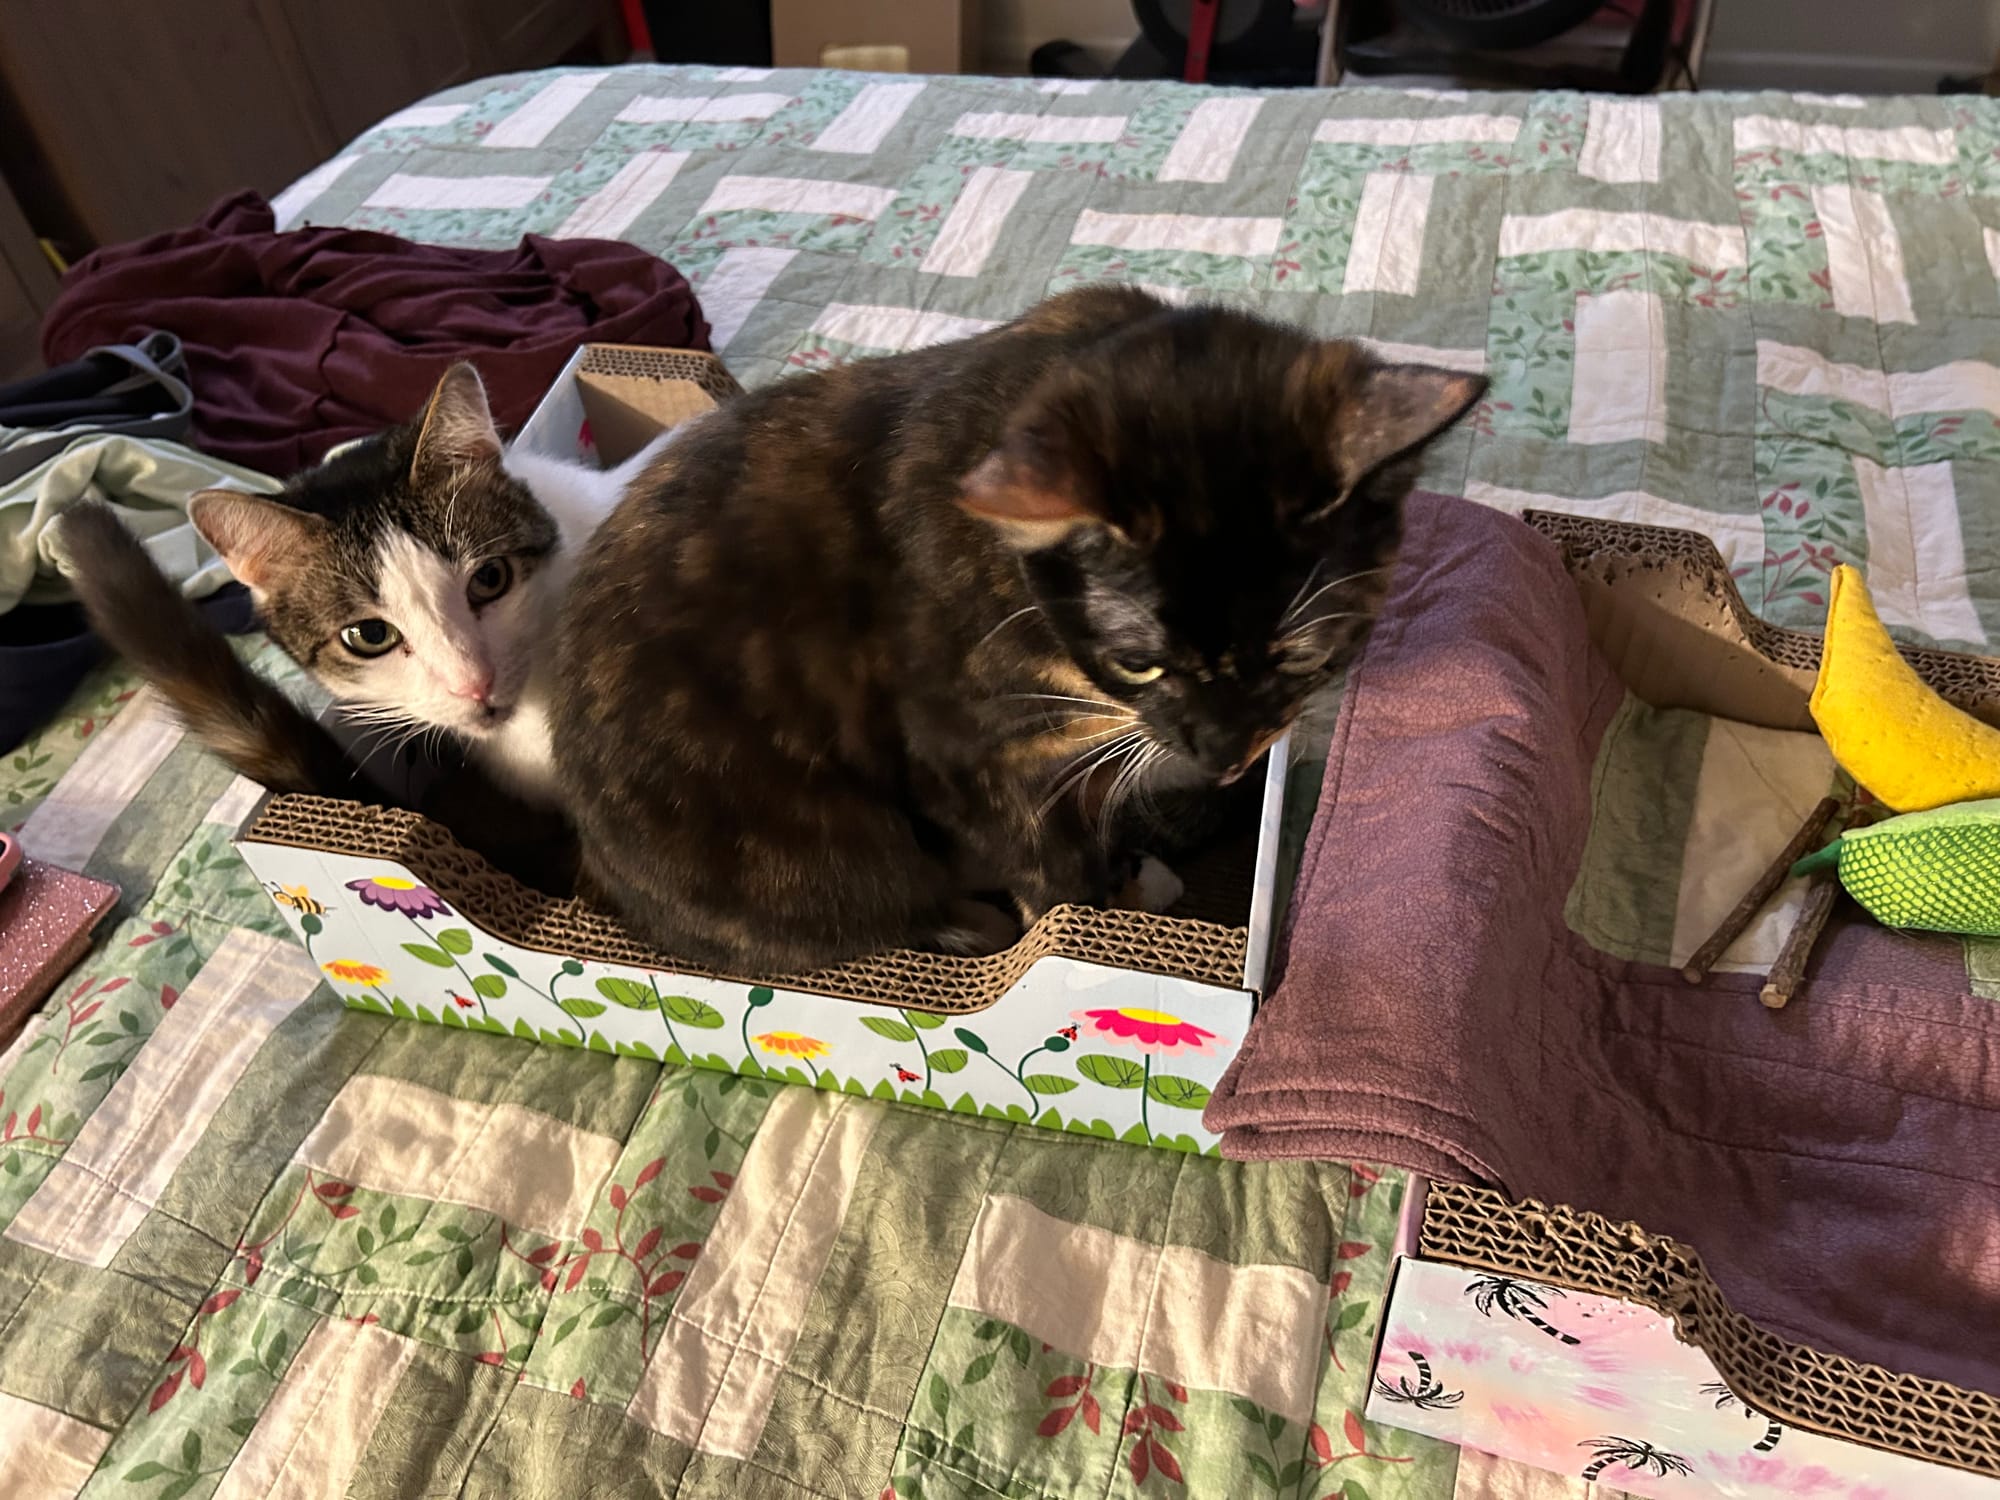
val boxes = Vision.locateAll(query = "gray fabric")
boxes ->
[1,433,277,613]
[0,333,195,486]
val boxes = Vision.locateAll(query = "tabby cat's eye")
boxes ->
[1106,657,1165,686]
[467,557,513,606]
[339,619,402,658]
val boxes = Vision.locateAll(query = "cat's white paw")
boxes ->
[1116,854,1185,914]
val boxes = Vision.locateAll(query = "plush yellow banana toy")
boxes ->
[1809,564,2000,813]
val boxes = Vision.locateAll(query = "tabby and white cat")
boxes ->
[62,365,652,810]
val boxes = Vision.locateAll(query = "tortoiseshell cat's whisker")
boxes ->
[1091,745,1150,847]
[1065,721,1142,744]
[1276,610,1363,649]
[1037,729,1148,819]
[1280,566,1385,625]
[1095,742,1153,847]
[998,692,1133,712]
[973,605,1045,652]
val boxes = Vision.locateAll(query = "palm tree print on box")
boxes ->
[1372,1351,1464,1411]
[1701,1379,1783,1452]
[1464,1273,1579,1344]
[1577,1436,1694,1483]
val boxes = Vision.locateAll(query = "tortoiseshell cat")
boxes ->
[558,287,1483,971]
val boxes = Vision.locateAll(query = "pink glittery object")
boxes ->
[0,857,120,1051]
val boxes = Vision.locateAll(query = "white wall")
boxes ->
[1688,0,1994,93]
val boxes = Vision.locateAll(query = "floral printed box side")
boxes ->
[1366,1258,1999,1499]
[235,848,1253,1155]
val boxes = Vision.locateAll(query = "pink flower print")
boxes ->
[1070,1006,1227,1056]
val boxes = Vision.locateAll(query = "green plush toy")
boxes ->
[1791,798,2000,938]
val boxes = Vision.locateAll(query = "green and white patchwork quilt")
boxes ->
[6,63,2000,1499]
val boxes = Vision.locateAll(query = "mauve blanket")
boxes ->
[42,193,710,476]
[1207,492,2000,1395]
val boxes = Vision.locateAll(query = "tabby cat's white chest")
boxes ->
[475,700,557,802]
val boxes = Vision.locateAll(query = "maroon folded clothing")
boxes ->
[1207,492,2000,1395]
[43,192,710,476]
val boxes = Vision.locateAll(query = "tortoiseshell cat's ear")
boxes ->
[1311,353,1487,515]
[188,490,327,595]
[957,443,1107,550]
[410,362,503,486]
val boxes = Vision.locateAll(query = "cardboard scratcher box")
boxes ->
[232,345,1284,1155]
[1362,513,2000,1497]
[1372,1182,2000,1497]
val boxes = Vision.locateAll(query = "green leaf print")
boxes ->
[558,997,607,1019]
[927,1049,968,1074]
[1145,1075,1211,1109]
[861,1016,918,1042]
[595,977,658,1010]
[1022,1075,1079,1095]
[663,995,723,1027]
[471,974,507,1000]
[299,913,322,937]
[435,928,474,955]
[952,1027,989,1054]
[485,954,519,977]
[929,1373,951,1423]
[903,1009,945,1029]
[1076,1053,1144,1088]
[962,1351,997,1386]
[401,943,453,968]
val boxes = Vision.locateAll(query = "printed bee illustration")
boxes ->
[266,883,327,917]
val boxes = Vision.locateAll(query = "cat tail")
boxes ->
[54,502,373,800]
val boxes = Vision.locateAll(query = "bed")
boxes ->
[2,64,1997,1499]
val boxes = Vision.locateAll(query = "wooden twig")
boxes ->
[1759,874,1841,1010]
[1681,795,1842,984]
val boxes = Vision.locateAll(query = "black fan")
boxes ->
[1395,0,1609,51]
[1030,0,1709,90]
[1333,0,1709,93]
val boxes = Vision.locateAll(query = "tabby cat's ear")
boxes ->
[410,362,503,486]
[188,490,326,594]
[957,447,1105,550]
[1323,358,1486,510]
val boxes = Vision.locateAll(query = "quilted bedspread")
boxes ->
[5,62,2000,1500]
